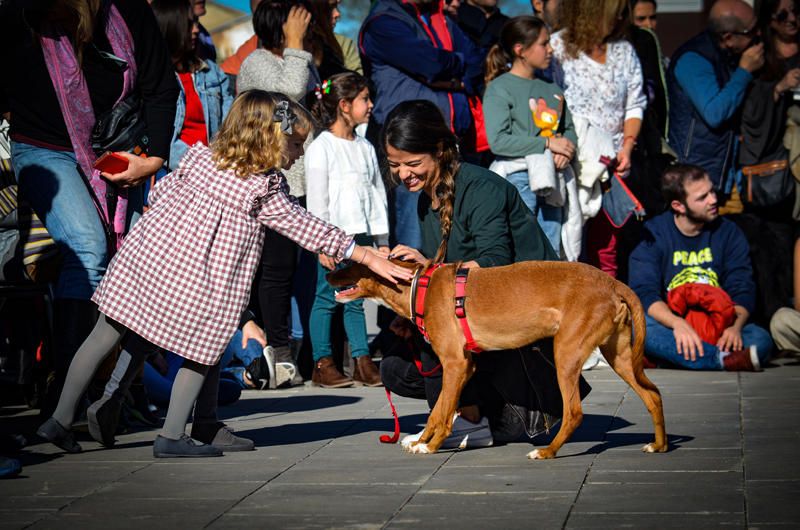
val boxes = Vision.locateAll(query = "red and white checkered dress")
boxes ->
[92,144,353,365]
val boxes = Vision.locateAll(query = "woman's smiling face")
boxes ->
[385,144,439,194]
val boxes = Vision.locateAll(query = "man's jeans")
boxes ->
[644,316,774,370]
[11,141,142,299]
[506,171,562,254]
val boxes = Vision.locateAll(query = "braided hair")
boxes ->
[381,100,460,264]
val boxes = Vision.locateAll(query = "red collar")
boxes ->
[410,264,483,353]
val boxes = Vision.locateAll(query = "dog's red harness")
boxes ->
[411,264,483,354]
[380,263,482,444]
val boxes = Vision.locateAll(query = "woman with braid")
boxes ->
[380,100,587,450]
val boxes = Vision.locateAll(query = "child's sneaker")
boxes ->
[722,345,762,372]
[245,346,296,389]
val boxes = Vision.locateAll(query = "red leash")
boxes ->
[380,388,401,443]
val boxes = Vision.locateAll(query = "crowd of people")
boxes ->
[0,0,798,471]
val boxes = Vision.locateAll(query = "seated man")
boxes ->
[629,164,773,371]
[770,237,800,355]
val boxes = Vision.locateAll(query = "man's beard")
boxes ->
[685,204,718,224]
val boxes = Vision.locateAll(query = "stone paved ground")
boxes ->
[2,357,799,529]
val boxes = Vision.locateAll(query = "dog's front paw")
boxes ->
[642,442,667,453]
[408,442,432,454]
[401,433,420,449]
[527,448,555,460]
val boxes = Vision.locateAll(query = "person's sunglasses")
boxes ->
[731,25,759,38]
[773,8,799,23]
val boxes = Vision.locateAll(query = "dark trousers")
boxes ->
[257,226,299,350]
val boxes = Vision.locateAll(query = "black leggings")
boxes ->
[257,226,299,350]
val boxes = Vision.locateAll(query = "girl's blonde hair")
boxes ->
[485,16,547,85]
[560,0,629,58]
[210,90,312,178]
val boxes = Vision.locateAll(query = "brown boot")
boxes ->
[353,355,383,387]
[312,356,353,388]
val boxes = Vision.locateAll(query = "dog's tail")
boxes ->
[615,281,647,363]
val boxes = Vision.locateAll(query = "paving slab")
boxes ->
[2,357,798,528]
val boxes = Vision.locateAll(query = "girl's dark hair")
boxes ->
[381,100,460,264]
[757,0,800,81]
[306,0,344,65]
[253,0,306,52]
[310,72,369,130]
[485,15,547,84]
[151,0,201,73]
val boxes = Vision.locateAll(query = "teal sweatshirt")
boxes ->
[483,72,577,158]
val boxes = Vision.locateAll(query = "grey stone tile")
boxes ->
[746,480,800,525]
[573,480,743,514]
[566,512,744,529]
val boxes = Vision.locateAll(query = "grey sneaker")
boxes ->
[209,425,255,452]
[153,434,222,458]
[37,417,82,454]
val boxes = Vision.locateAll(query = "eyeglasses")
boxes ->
[731,25,759,38]
[773,8,799,23]
[634,14,657,22]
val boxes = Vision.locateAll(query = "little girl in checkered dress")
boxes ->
[38,90,413,458]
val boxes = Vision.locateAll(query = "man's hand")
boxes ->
[672,318,705,361]
[716,326,743,353]
[242,319,267,348]
[776,68,800,99]
[739,42,765,73]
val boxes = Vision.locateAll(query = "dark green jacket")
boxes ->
[419,163,558,266]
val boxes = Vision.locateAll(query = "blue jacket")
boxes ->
[628,211,756,314]
[358,0,483,133]
[169,60,233,170]
[667,32,752,191]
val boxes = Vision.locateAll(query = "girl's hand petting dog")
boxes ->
[352,245,414,284]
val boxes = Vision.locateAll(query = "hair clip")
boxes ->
[321,79,332,94]
[314,84,323,100]
[272,100,297,134]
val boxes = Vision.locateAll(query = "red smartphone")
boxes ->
[94,152,129,174]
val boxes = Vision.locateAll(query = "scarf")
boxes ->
[39,2,137,249]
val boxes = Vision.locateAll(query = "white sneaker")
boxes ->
[262,346,296,389]
[582,348,608,370]
[401,414,493,451]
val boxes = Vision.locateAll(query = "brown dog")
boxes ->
[328,259,667,459]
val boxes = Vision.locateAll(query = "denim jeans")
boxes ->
[309,261,369,362]
[644,315,775,370]
[506,170,562,254]
[11,141,142,299]
[393,185,422,249]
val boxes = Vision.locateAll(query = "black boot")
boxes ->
[41,299,98,419]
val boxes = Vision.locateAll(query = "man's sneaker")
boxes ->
[87,395,123,447]
[191,421,254,452]
[723,345,762,372]
[582,348,608,370]
[153,434,223,458]
[401,415,493,451]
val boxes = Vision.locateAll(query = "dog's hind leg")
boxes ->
[528,335,588,460]
[407,351,476,455]
[603,328,668,454]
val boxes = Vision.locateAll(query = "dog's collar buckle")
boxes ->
[410,263,445,344]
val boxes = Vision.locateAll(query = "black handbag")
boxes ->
[91,92,149,156]
[741,149,795,207]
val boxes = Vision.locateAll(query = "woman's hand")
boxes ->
[553,153,571,170]
[353,245,415,284]
[283,5,311,50]
[387,244,426,264]
[241,320,267,348]
[319,254,337,271]
[101,153,163,188]
[776,68,800,100]
[615,141,634,175]
[547,136,575,159]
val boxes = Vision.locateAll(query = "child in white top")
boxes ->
[305,72,390,387]
[37,90,411,457]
